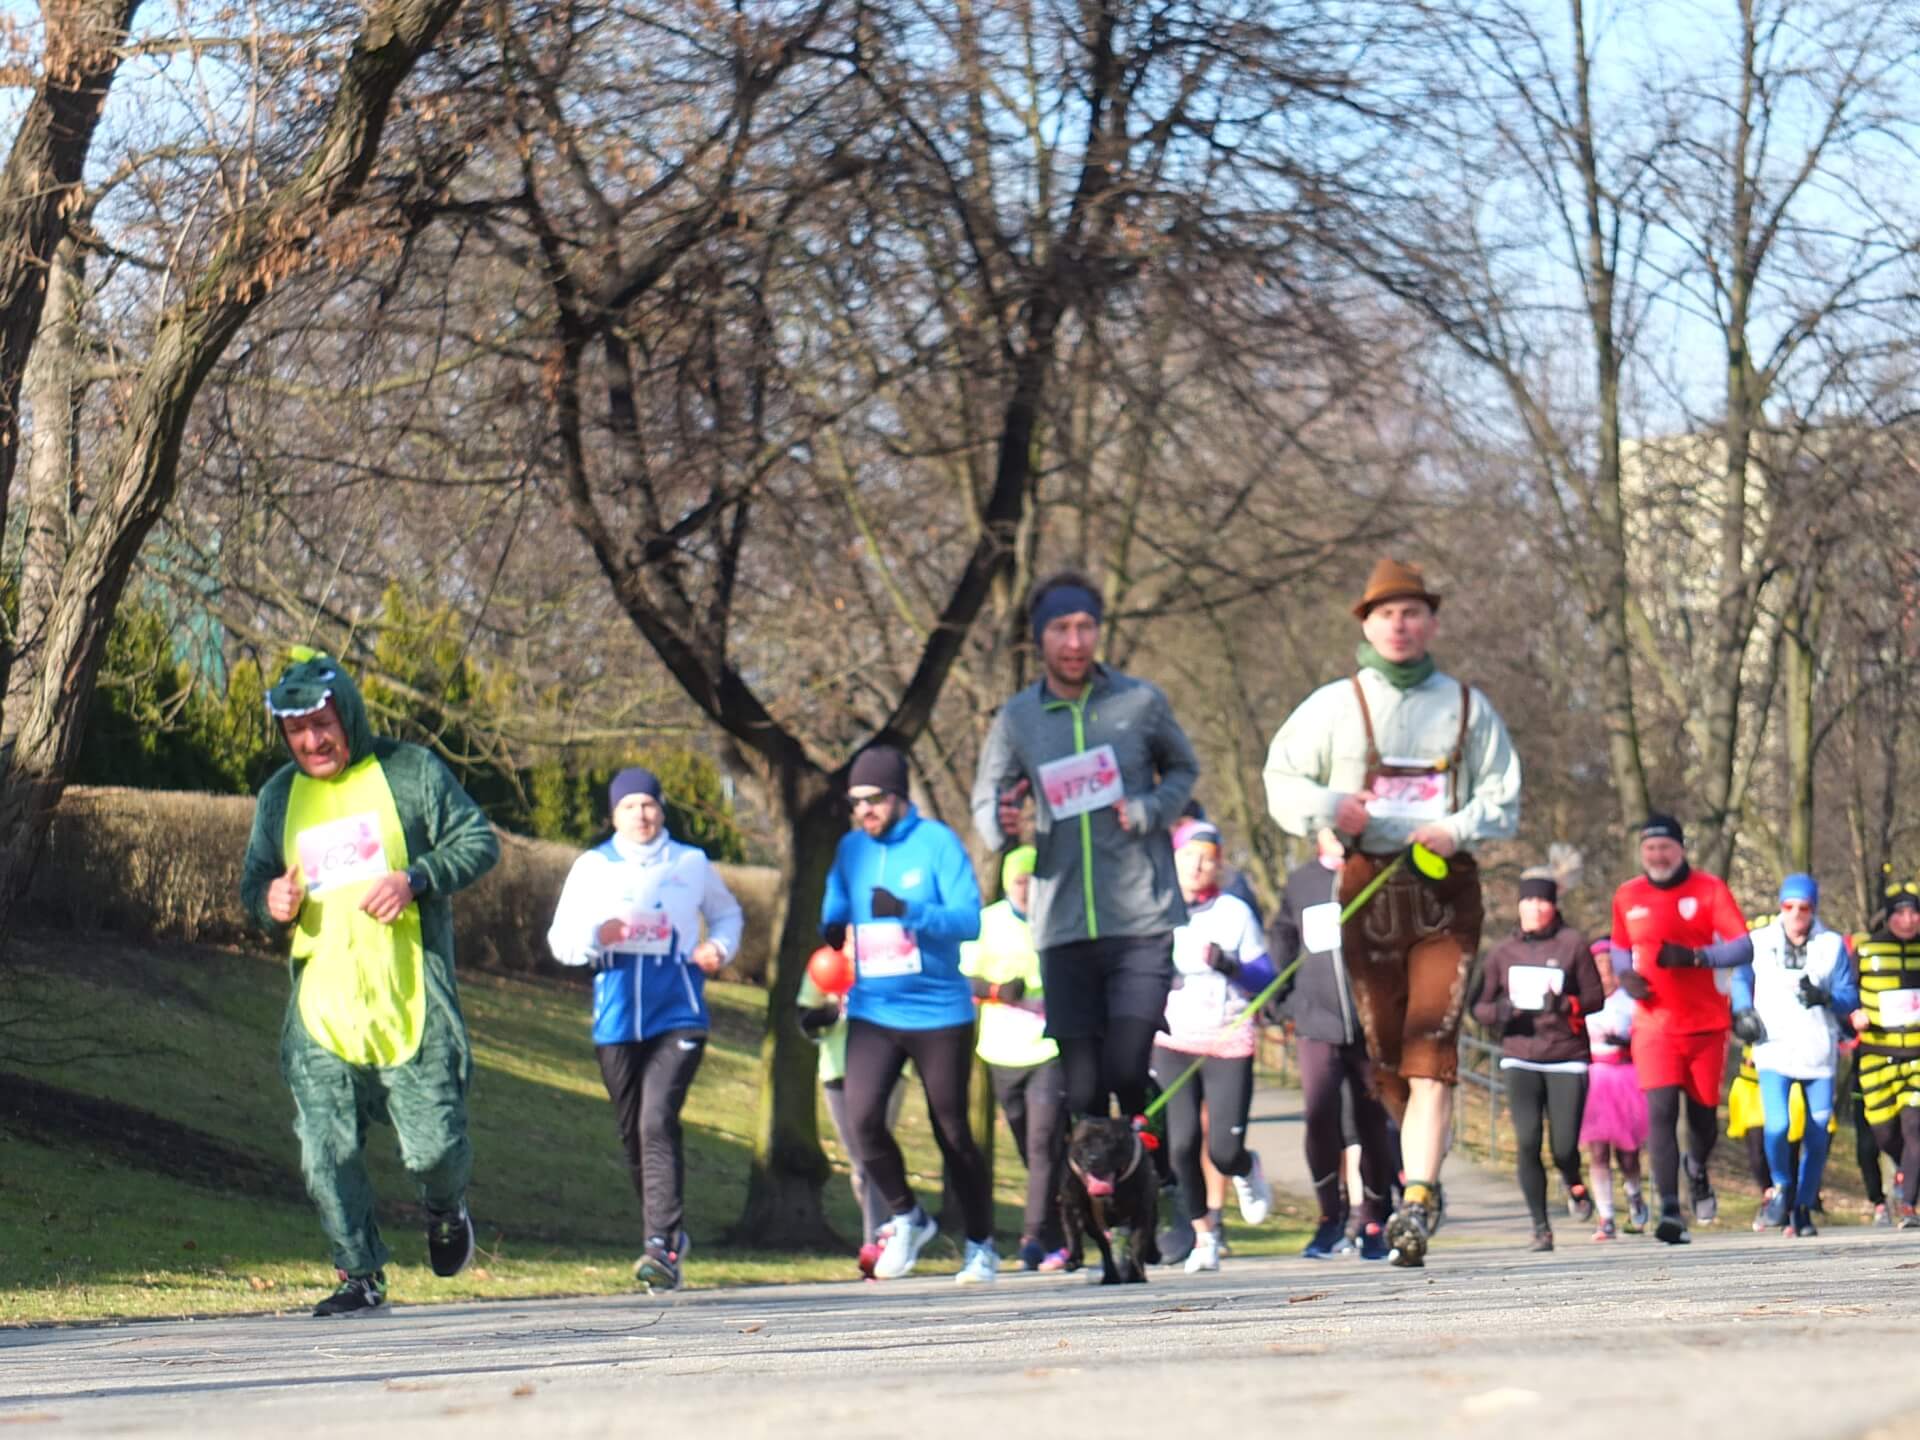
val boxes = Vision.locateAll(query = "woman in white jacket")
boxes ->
[547,767,744,1290]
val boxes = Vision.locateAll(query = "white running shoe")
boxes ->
[873,1208,939,1280]
[1184,1228,1222,1273]
[1233,1152,1273,1225]
[954,1238,999,1285]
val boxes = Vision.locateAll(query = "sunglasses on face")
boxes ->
[1780,901,1814,914]
[849,792,892,810]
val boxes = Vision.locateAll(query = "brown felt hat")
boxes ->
[1353,557,1442,620]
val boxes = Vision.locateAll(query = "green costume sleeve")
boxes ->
[239,766,298,931]
[399,746,501,898]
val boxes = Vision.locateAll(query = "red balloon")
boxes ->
[807,944,855,997]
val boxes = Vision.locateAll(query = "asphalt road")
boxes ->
[6,1093,1918,1438]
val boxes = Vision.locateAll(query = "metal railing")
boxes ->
[1454,1025,1509,1161]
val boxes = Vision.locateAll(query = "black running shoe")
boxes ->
[635,1229,689,1292]
[1529,1222,1554,1252]
[426,1204,474,1278]
[1685,1162,1717,1224]
[1791,1207,1817,1237]
[313,1270,387,1318]
[1302,1215,1348,1259]
[1655,1201,1690,1245]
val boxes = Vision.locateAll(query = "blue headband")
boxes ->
[1031,584,1103,642]
[1779,873,1818,907]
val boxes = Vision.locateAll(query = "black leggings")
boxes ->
[1298,1036,1394,1226]
[1857,1101,1886,1206]
[1872,1108,1920,1208]
[990,1060,1068,1248]
[844,1019,992,1242]
[1149,1044,1253,1221]
[1506,1068,1587,1226]
[1059,1016,1160,1120]
[1646,1085,1718,1207]
[597,1031,707,1240]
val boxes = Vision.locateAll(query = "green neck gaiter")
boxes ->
[1357,641,1436,690]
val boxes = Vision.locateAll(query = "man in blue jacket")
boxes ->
[823,746,994,1282]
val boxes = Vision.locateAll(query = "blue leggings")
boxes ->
[1758,1070,1834,1205]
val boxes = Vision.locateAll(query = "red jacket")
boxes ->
[1611,869,1747,1035]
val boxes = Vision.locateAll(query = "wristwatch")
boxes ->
[405,862,432,899]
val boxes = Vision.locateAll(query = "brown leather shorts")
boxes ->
[1338,851,1483,1096]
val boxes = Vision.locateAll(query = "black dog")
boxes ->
[1060,1116,1160,1284]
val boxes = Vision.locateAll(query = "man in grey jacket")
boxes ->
[971,570,1200,1124]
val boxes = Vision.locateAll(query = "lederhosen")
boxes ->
[1337,676,1485,1101]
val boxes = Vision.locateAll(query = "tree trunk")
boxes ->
[1783,583,1822,874]
[728,767,841,1248]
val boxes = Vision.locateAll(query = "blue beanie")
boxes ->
[609,767,664,812]
[1779,872,1818,907]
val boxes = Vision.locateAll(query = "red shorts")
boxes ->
[1633,1027,1728,1108]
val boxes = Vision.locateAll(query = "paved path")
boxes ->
[7,1087,1920,1439]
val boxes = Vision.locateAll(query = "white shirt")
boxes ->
[547,836,744,967]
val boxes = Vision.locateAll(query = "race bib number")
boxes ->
[1037,745,1124,821]
[296,813,388,896]
[1301,902,1343,955]
[613,911,674,958]
[856,922,922,979]
[1879,989,1920,1027]
[1365,763,1449,822]
[1506,964,1565,1012]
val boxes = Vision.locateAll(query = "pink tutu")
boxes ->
[1580,1057,1648,1150]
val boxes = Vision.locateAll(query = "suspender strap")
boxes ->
[1349,674,1381,772]
[1451,679,1470,811]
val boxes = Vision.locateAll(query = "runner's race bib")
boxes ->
[296,812,388,896]
[856,922,923,979]
[1301,902,1343,954]
[1365,759,1449,822]
[1038,745,1124,820]
[611,910,675,958]
[1879,989,1920,1027]
[1506,964,1565,1012]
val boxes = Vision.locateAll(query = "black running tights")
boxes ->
[1059,1016,1160,1120]
[843,1018,992,1242]
[1872,1108,1920,1209]
[1506,1068,1587,1226]
[1646,1085,1717,1207]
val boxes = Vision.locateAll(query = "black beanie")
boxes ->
[1640,813,1685,845]
[848,746,910,797]
[1518,875,1558,903]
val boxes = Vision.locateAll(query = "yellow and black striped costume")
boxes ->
[1852,928,1920,1125]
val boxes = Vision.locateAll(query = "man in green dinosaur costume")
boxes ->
[241,649,501,1317]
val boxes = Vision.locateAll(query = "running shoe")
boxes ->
[1037,1247,1072,1272]
[1184,1228,1222,1273]
[1790,1207,1817,1238]
[1593,1217,1617,1242]
[1529,1222,1554,1252]
[1655,1200,1690,1245]
[1625,1192,1650,1233]
[1232,1152,1274,1226]
[1753,1187,1777,1233]
[1758,1187,1792,1233]
[1902,1205,1920,1230]
[426,1204,475,1278]
[1566,1183,1594,1223]
[873,1207,939,1279]
[1685,1162,1717,1224]
[954,1238,999,1285]
[1018,1237,1046,1271]
[1387,1185,1435,1268]
[857,1243,881,1279]
[313,1269,387,1318]
[634,1229,689,1292]
[1872,1203,1893,1228]
[1358,1223,1389,1261]
[1301,1215,1349,1260]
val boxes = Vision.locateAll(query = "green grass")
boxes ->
[1,933,1309,1323]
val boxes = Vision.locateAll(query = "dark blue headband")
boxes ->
[1031,584,1103,642]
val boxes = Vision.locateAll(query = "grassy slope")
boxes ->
[1,934,1308,1323]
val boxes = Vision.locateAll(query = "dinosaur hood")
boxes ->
[265,647,376,766]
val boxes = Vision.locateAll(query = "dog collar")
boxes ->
[1070,1131,1144,1189]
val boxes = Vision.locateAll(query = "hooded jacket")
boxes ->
[822,804,982,1031]
[969,666,1199,950]
[1270,857,1357,1045]
[1472,920,1605,1067]
[240,653,501,1066]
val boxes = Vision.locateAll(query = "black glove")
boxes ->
[996,975,1027,1003]
[799,1001,841,1038]
[1732,1008,1767,1044]
[1204,943,1241,980]
[1616,967,1652,1002]
[1657,942,1703,969]
[1798,975,1830,1009]
[870,887,908,919]
[822,922,848,950]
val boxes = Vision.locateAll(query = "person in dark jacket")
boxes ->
[1472,863,1605,1250]
[1273,830,1396,1260]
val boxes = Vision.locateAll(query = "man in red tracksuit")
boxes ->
[1610,814,1747,1245]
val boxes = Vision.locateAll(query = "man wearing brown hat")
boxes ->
[1262,558,1522,1267]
